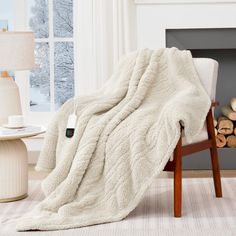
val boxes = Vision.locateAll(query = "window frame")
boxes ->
[14,0,79,126]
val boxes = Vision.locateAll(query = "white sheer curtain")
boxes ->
[77,0,136,94]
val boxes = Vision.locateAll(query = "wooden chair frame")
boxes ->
[164,101,222,217]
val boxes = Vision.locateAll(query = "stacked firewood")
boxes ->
[215,98,236,148]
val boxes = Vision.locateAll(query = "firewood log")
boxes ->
[234,127,236,136]
[221,105,236,121]
[231,98,236,112]
[217,116,234,135]
[213,119,217,127]
[218,116,228,123]
[215,128,218,136]
[216,134,227,148]
[226,135,236,148]
[218,116,229,121]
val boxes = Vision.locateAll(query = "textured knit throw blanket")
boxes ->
[16,48,211,231]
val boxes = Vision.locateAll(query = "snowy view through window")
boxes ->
[29,0,74,111]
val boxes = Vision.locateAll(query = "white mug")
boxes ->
[8,115,24,127]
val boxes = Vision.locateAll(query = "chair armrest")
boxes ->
[211,101,219,107]
[179,101,218,130]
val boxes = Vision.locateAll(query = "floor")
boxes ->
[1,175,236,236]
[1,166,235,235]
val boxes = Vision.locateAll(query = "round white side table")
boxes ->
[0,126,45,202]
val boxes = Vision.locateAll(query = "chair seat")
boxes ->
[182,124,208,146]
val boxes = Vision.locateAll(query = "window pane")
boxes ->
[0,0,14,31]
[53,0,73,37]
[30,43,50,112]
[28,0,49,38]
[54,42,74,109]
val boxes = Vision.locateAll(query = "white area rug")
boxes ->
[1,178,236,236]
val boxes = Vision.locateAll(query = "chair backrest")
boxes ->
[193,58,219,101]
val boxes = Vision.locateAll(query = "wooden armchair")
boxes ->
[164,58,222,217]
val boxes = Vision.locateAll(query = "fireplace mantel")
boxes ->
[134,0,236,4]
[136,0,236,49]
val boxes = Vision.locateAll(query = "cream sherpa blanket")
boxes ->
[16,48,211,231]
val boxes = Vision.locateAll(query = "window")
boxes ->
[28,0,74,112]
[14,0,94,125]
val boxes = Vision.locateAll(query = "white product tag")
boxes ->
[67,113,77,129]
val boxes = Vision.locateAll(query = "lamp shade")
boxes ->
[0,32,35,71]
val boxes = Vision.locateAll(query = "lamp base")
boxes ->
[0,75,22,125]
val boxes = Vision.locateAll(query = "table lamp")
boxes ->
[0,31,35,125]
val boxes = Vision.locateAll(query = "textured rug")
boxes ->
[1,178,236,236]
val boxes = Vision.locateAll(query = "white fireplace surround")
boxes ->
[135,0,236,49]
[135,0,236,4]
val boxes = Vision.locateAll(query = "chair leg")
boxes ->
[210,145,222,197]
[206,109,222,198]
[174,132,182,217]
